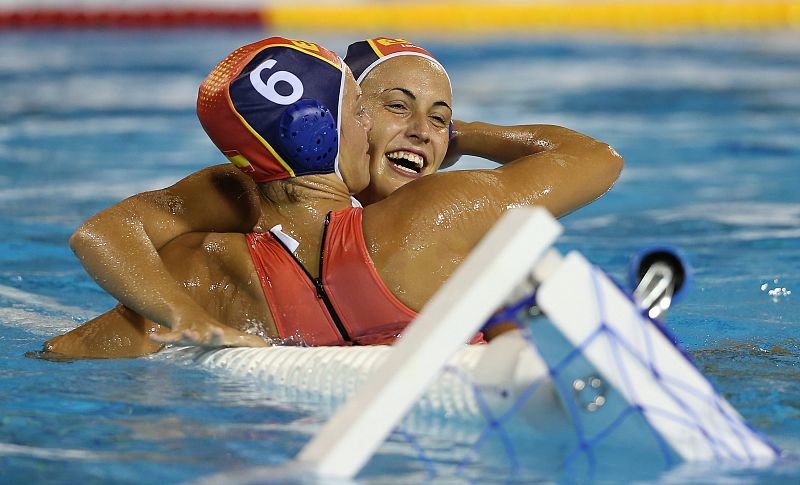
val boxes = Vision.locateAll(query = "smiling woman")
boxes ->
[1,21,798,483]
[342,37,455,204]
[42,35,623,358]
[356,55,453,205]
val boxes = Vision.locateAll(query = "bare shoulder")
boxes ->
[172,164,257,199]
[363,169,509,255]
[361,170,509,310]
[73,164,261,252]
[152,164,261,231]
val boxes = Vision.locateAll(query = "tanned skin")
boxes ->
[44,57,622,358]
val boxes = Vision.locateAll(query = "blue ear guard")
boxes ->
[278,99,338,173]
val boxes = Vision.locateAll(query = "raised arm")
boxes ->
[438,121,623,218]
[364,124,623,311]
[379,122,623,229]
[492,123,624,217]
[443,119,621,171]
[69,163,261,334]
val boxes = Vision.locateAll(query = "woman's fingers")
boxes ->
[216,327,271,348]
[149,325,269,348]
[149,328,204,346]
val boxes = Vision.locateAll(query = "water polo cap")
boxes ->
[345,37,453,139]
[345,37,450,88]
[197,37,345,183]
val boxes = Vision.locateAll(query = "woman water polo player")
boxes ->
[44,37,623,357]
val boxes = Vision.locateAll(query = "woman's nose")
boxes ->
[406,111,431,143]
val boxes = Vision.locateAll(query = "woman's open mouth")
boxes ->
[385,150,426,177]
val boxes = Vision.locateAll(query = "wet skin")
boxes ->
[46,50,624,358]
[45,71,372,355]
[356,56,453,205]
[45,55,458,357]
[168,72,374,342]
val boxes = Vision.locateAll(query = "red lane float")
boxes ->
[0,9,265,29]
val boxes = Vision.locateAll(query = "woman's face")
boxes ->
[337,69,372,195]
[356,56,453,205]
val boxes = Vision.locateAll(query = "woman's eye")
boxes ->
[430,115,447,127]
[386,103,407,111]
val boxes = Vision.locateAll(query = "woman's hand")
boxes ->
[440,120,466,169]
[150,312,269,348]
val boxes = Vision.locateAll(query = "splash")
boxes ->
[761,278,792,302]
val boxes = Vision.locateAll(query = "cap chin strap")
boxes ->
[333,64,346,183]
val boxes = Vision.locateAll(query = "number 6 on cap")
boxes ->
[249,59,304,106]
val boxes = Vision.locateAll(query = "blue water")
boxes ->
[1,29,798,483]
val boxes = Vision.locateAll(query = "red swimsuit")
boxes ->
[246,208,417,346]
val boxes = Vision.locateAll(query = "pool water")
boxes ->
[1,30,798,483]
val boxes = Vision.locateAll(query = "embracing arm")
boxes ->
[69,164,261,334]
[365,124,622,310]
[495,123,623,218]
[442,120,545,168]
[441,121,623,217]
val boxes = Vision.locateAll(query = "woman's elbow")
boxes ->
[68,223,99,259]
[608,143,625,173]
[69,216,119,260]
[595,142,625,189]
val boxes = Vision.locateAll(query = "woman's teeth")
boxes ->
[386,150,424,174]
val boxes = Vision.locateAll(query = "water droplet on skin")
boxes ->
[152,193,185,215]
[183,277,200,289]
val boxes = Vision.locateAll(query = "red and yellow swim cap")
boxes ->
[344,37,450,89]
[197,37,345,183]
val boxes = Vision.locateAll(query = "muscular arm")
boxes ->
[46,230,272,359]
[365,124,623,310]
[492,124,624,218]
[441,120,622,183]
[441,120,538,168]
[440,122,623,217]
[69,164,261,332]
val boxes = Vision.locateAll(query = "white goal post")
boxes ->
[296,207,562,478]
